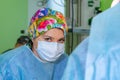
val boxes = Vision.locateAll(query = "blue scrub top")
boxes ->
[0,45,68,80]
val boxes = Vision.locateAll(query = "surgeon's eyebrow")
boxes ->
[58,37,65,41]
[43,35,54,39]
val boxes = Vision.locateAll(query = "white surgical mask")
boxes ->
[36,41,64,62]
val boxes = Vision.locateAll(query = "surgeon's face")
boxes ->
[32,28,65,50]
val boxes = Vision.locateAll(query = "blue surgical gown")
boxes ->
[62,37,89,80]
[0,45,68,80]
[85,3,120,80]
[62,3,120,80]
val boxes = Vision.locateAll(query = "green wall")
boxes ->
[0,0,28,53]
[100,0,113,11]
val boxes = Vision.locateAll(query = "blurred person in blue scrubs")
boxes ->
[62,1,120,80]
[0,8,68,80]
[14,35,32,48]
[1,35,32,53]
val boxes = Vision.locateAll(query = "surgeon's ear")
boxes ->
[32,37,38,43]
[32,39,34,43]
[32,38,38,49]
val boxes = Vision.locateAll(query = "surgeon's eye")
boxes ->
[58,38,65,43]
[44,37,53,42]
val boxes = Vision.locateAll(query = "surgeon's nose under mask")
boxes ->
[36,41,64,62]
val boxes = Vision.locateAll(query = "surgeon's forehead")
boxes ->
[43,28,64,38]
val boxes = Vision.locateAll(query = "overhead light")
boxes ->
[37,0,48,7]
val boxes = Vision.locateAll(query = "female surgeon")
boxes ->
[0,8,68,80]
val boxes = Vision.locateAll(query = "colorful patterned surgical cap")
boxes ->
[28,8,68,39]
